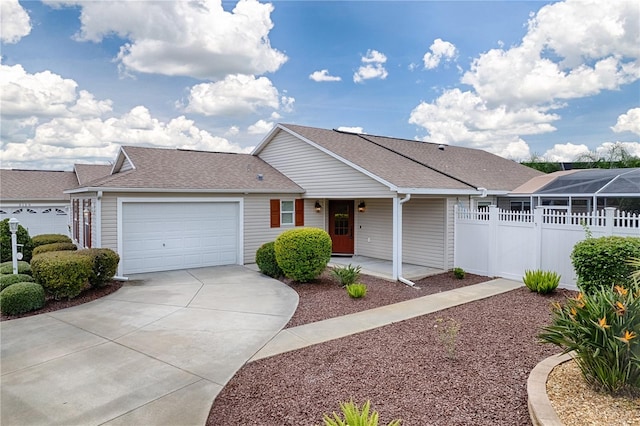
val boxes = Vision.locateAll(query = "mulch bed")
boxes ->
[0,280,123,321]
[208,272,577,426]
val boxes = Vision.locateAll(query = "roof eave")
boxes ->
[64,186,305,194]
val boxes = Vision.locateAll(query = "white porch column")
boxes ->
[392,196,400,280]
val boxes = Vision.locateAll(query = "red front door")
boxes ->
[329,200,354,254]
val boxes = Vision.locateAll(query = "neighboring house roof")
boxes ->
[74,164,112,186]
[68,146,304,193]
[0,169,79,201]
[255,124,543,193]
[528,168,640,197]
[510,170,578,195]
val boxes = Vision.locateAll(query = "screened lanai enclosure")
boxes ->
[499,168,640,214]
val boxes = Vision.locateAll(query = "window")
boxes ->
[281,200,294,225]
[270,199,304,228]
[73,200,80,242]
[83,199,92,248]
[476,201,491,211]
[510,201,531,212]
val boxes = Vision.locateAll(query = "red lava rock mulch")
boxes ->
[208,271,577,426]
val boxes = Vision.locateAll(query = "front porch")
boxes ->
[329,255,444,282]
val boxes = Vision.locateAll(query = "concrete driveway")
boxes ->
[0,266,298,426]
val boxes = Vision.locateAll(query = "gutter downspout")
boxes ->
[395,194,416,287]
[95,191,102,248]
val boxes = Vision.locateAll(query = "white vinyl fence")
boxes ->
[454,206,640,290]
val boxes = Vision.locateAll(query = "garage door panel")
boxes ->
[122,202,239,274]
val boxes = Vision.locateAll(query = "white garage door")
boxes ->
[0,206,69,237]
[122,202,239,274]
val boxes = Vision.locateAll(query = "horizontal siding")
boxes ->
[403,198,445,268]
[258,131,391,198]
[101,194,118,252]
[355,198,393,260]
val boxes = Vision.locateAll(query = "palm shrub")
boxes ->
[332,264,361,286]
[346,283,367,298]
[32,234,72,247]
[323,400,401,426]
[0,282,45,315]
[0,273,35,291]
[0,219,34,263]
[0,261,32,275]
[33,242,77,256]
[256,241,283,278]
[77,248,120,287]
[571,236,640,294]
[274,228,332,282]
[538,281,640,394]
[523,269,560,294]
[31,251,93,299]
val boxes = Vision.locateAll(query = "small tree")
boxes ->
[0,219,34,263]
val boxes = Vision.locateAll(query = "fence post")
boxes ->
[604,207,616,236]
[533,206,544,270]
[488,205,498,277]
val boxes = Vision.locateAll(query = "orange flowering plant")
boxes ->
[538,272,640,395]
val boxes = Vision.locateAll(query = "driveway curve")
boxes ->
[1,266,298,426]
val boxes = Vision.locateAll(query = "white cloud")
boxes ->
[337,126,364,134]
[247,119,274,135]
[353,49,388,83]
[49,0,287,80]
[270,112,282,120]
[309,69,342,82]
[423,38,457,70]
[1,0,31,44]
[0,65,248,169]
[280,95,295,113]
[225,126,240,136]
[612,108,640,135]
[542,143,590,162]
[410,0,639,159]
[183,74,280,116]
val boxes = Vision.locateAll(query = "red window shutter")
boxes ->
[270,199,280,228]
[295,199,304,226]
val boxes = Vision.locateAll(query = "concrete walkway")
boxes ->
[251,278,522,362]
[0,266,298,426]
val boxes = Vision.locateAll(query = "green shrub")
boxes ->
[0,282,45,315]
[0,261,32,275]
[31,251,92,299]
[571,236,640,294]
[274,228,332,283]
[33,242,77,256]
[538,281,640,394]
[332,264,361,286]
[346,283,367,298]
[523,269,560,294]
[0,273,35,291]
[32,234,72,247]
[256,242,283,278]
[0,219,34,263]
[453,267,465,279]
[323,400,401,426]
[77,248,120,287]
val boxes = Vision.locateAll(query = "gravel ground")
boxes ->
[208,272,576,426]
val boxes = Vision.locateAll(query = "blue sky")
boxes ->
[1,0,638,170]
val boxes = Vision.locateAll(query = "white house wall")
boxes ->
[403,198,446,269]
[258,131,392,198]
[355,198,394,260]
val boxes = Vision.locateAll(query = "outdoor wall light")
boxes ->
[358,201,366,213]
[315,201,322,213]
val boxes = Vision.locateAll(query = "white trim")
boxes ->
[255,125,399,192]
[116,196,244,277]
[0,202,69,207]
[111,146,135,174]
[65,187,303,194]
[397,188,485,195]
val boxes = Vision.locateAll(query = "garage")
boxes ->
[121,201,240,274]
[0,206,69,237]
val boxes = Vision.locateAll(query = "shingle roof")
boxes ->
[76,146,303,193]
[74,164,112,186]
[0,169,78,201]
[277,124,543,192]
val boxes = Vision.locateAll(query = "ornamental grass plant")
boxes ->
[538,280,640,395]
[323,400,401,426]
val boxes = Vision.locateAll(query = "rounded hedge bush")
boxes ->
[32,234,72,248]
[0,273,35,291]
[31,251,92,299]
[0,260,32,275]
[33,242,78,256]
[571,236,640,294]
[274,227,332,282]
[0,282,45,315]
[0,218,34,263]
[77,248,120,287]
[256,241,283,278]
